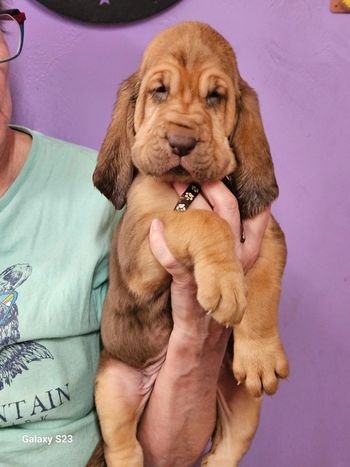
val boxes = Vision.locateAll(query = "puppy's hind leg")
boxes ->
[201,354,262,467]
[92,351,164,467]
[86,441,105,467]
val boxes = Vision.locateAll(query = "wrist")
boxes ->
[168,318,230,372]
[173,312,228,343]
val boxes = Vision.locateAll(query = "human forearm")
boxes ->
[138,322,229,467]
[140,183,271,466]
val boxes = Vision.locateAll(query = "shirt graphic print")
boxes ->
[0,264,54,391]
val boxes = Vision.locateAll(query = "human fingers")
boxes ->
[243,205,271,245]
[174,181,243,254]
[200,181,241,241]
[201,182,271,271]
[240,206,271,271]
[172,181,270,272]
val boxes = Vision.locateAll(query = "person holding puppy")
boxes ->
[0,5,270,466]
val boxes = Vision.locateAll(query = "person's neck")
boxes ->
[0,127,32,198]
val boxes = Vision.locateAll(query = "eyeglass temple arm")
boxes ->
[0,9,26,24]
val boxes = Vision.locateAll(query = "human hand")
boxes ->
[149,181,271,342]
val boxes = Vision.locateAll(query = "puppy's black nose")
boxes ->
[167,133,197,157]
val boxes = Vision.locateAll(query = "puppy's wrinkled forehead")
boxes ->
[140,22,239,86]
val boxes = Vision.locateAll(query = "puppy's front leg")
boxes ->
[160,209,247,327]
[233,217,289,397]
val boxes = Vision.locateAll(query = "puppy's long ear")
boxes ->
[229,78,278,219]
[93,72,140,210]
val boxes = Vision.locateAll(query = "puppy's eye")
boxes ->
[206,90,223,107]
[152,85,168,102]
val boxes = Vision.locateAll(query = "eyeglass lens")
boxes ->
[0,14,21,61]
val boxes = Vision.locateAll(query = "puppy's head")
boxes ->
[94,22,278,218]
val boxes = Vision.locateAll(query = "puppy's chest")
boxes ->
[126,175,180,215]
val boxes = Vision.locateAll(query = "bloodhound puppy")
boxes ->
[88,22,289,467]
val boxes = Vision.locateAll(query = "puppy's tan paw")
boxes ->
[233,335,289,397]
[196,266,247,327]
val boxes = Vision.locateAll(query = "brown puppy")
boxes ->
[88,22,289,467]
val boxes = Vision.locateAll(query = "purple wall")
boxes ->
[11,1,350,466]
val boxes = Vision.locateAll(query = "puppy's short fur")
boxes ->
[88,22,289,467]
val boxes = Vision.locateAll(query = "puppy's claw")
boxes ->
[206,309,213,315]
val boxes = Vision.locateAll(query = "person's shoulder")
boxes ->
[26,128,99,187]
[12,126,98,173]
[34,130,98,166]
[27,128,114,210]
[14,127,119,219]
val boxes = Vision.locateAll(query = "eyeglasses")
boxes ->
[0,9,26,63]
